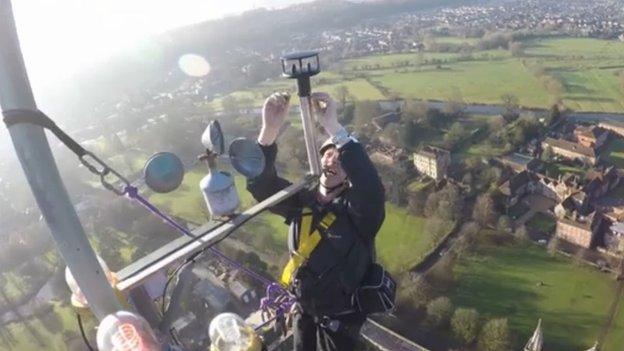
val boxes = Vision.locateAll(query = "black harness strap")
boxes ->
[3,109,88,157]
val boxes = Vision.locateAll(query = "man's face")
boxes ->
[320,146,347,189]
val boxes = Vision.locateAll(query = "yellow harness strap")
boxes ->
[280,209,337,287]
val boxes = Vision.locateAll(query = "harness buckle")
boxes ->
[320,316,340,333]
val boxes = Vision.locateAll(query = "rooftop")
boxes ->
[415,145,451,160]
[543,137,596,158]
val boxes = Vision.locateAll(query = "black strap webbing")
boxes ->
[3,109,88,157]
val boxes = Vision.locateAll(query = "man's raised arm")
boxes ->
[246,93,302,221]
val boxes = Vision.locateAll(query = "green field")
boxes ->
[452,242,624,351]
[214,37,624,114]
[370,59,552,106]
[3,302,92,351]
[604,295,624,351]
[376,204,452,274]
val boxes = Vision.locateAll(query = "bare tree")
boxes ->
[452,308,480,345]
[426,296,454,328]
[473,194,496,228]
[478,318,511,351]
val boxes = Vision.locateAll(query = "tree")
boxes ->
[497,215,513,234]
[508,41,524,57]
[541,146,553,162]
[397,274,432,309]
[336,85,351,106]
[426,218,451,242]
[399,120,419,149]
[452,308,480,345]
[404,100,429,123]
[353,100,381,128]
[338,103,355,125]
[444,87,466,118]
[500,94,519,122]
[473,194,496,228]
[547,237,559,257]
[425,183,464,222]
[549,104,562,125]
[426,296,454,328]
[444,122,468,150]
[479,318,511,351]
[514,224,529,241]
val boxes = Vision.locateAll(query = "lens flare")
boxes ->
[178,53,211,77]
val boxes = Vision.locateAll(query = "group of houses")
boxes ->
[497,120,624,257]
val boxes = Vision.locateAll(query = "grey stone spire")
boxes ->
[523,319,543,351]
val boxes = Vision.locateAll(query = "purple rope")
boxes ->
[124,185,284,289]
[124,185,293,328]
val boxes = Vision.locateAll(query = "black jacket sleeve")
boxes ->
[340,141,386,242]
[246,142,303,221]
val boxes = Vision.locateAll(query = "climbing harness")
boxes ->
[280,208,336,286]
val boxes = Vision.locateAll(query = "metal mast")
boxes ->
[0,0,122,320]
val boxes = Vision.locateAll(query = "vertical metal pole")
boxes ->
[0,0,122,320]
[128,286,161,328]
[299,96,321,176]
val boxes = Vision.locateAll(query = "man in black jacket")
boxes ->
[247,92,385,351]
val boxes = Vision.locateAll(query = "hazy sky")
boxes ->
[1,0,313,154]
[11,0,313,90]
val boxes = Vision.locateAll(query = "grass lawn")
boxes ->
[460,140,506,158]
[407,179,433,193]
[604,294,624,351]
[603,138,624,168]
[370,58,552,107]
[543,161,584,177]
[376,204,453,274]
[452,242,624,351]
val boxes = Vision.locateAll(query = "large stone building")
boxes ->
[413,146,451,181]
[542,137,598,165]
[555,211,602,248]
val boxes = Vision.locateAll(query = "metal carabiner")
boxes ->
[80,151,131,196]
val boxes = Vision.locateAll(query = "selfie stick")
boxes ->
[280,51,321,176]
